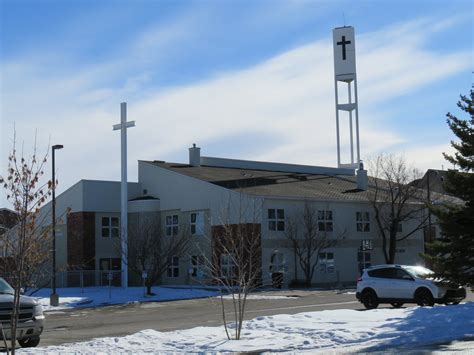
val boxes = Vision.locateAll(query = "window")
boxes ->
[166,215,179,236]
[393,268,412,280]
[190,212,204,235]
[220,254,235,278]
[190,255,205,277]
[358,239,372,273]
[99,258,121,271]
[318,210,333,232]
[368,268,412,280]
[268,209,285,231]
[269,251,286,273]
[319,252,335,273]
[358,251,371,272]
[397,223,403,233]
[167,256,180,278]
[356,212,370,232]
[368,268,392,279]
[360,239,373,251]
[101,217,119,238]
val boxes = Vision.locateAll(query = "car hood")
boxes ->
[416,278,463,290]
[0,294,38,307]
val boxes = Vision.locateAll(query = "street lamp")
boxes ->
[50,144,63,307]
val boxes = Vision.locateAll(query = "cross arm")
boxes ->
[113,121,136,131]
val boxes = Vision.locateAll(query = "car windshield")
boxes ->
[0,278,14,295]
[404,266,434,279]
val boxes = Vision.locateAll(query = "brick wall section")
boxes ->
[67,212,96,270]
[212,223,262,285]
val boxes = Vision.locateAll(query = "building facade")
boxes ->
[40,145,431,288]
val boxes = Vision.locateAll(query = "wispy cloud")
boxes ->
[0,14,470,206]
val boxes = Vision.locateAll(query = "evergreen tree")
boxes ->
[425,90,474,286]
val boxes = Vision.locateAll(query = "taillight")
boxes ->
[357,277,362,283]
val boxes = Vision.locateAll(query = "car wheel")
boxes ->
[18,336,40,348]
[415,288,434,307]
[390,302,404,308]
[361,289,379,310]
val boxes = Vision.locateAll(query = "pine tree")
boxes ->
[425,89,474,286]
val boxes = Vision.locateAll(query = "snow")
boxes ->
[20,302,474,354]
[29,286,221,311]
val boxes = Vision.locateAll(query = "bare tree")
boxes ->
[368,154,428,264]
[205,194,262,341]
[125,213,192,295]
[0,134,53,352]
[285,202,341,287]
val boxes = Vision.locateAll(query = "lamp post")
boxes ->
[50,144,63,306]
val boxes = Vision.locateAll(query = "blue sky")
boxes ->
[0,0,472,207]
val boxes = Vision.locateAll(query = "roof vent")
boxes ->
[357,160,368,191]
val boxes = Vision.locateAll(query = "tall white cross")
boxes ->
[113,102,135,288]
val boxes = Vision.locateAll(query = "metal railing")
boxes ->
[55,270,123,289]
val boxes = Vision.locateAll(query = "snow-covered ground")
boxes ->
[20,302,474,354]
[29,286,221,311]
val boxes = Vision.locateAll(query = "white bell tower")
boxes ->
[333,26,360,169]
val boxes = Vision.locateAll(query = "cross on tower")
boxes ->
[113,102,135,288]
[337,35,351,60]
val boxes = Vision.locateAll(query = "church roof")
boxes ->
[144,160,460,205]
[142,161,395,203]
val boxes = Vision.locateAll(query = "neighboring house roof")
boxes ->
[411,169,450,195]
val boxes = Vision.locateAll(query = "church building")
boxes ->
[44,144,429,289]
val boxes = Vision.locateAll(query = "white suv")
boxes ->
[356,265,466,309]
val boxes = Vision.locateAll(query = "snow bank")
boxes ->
[30,286,221,311]
[20,302,474,354]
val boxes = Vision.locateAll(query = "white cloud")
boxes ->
[0,15,470,207]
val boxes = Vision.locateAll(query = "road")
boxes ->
[41,289,360,346]
[41,288,474,347]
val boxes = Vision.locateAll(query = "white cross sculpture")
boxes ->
[113,102,135,288]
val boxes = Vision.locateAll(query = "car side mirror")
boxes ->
[402,275,413,281]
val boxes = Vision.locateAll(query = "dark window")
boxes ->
[318,210,333,232]
[101,217,119,238]
[167,256,180,277]
[268,209,285,231]
[268,209,275,219]
[356,212,370,232]
[394,268,412,280]
[368,268,393,279]
[190,255,205,277]
[166,215,179,236]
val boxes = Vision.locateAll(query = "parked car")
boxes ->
[0,277,45,347]
[356,264,466,310]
